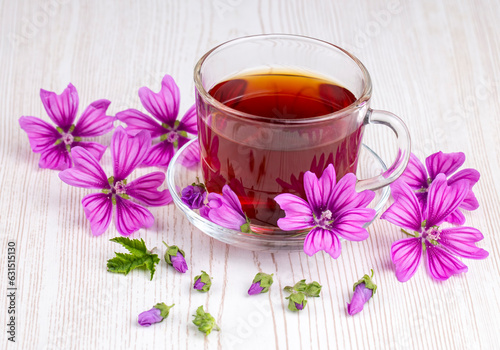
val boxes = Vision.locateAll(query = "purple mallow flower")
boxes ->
[381,175,488,282]
[248,272,274,295]
[19,83,114,170]
[275,164,376,258]
[399,152,480,225]
[59,127,172,236]
[116,75,197,168]
[163,242,188,273]
[181,181,206,209]
[193,271,212,292]
[200,185,252,233]
[138,303,174,327]
[347,270,377,316]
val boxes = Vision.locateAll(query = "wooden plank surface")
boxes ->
[1,0,499,349]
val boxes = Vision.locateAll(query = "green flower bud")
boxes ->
[248,272,274,295]
[286,292,307,311]
[193,271,212,292]
[305,281,322,297]
[192,306,220,335]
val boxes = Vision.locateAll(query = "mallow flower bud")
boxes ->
[286,292,307,311]
[193,270,212,292]
[163,242,188,273]
[347,269,377,316]
[248,272,274,295]
[138,303,174,327]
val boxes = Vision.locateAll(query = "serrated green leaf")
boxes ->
[107,237,160,280]
[110,237,148,256]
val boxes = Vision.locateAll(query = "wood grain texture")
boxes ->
[1,0,500,349]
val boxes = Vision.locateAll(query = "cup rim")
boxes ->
[193,34,373,125]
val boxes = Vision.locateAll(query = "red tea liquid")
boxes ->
[198,71,362,228]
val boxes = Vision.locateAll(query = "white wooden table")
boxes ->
[2,1,500,349]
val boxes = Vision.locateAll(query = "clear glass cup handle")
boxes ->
[356,108,411,191]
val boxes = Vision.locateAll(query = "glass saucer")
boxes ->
[166,138,390,252]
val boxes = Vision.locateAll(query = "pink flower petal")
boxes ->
[332,208,375,241]
[115,109,165,138]
[439,227,489,259]
[138,75,180,126]
[460,191,479,211]
[177,135,191,150]
[399,153,428,190]
[111,127,151,181]
[177,104,197,135]
[72,141,107,161]
[115,196,154,236]
[82,193,113,236]
[19,116,60,153]
[203,186,247,231]
[303,165,333,211]
[275,193,314,231]
[72,99,114,137]
[40,83,79,131]
[425,174,468,228]
[126,172,172,206]
[221,185,245,217]
[425,241,468,281]
[381,180,423,232]
[444,209,466,225]
[141,141,175,167]
[425,151,465,180]
[205,194,246,231]
[59,146,109,189]
[447,168,480,186]
[39,143,72,170]
[328,173,375,213]
[179,141,200,168]
[391,237,423,282]
[303,227,341,258]
[328,172,356,211]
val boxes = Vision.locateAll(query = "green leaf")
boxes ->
[107,237,160,280]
